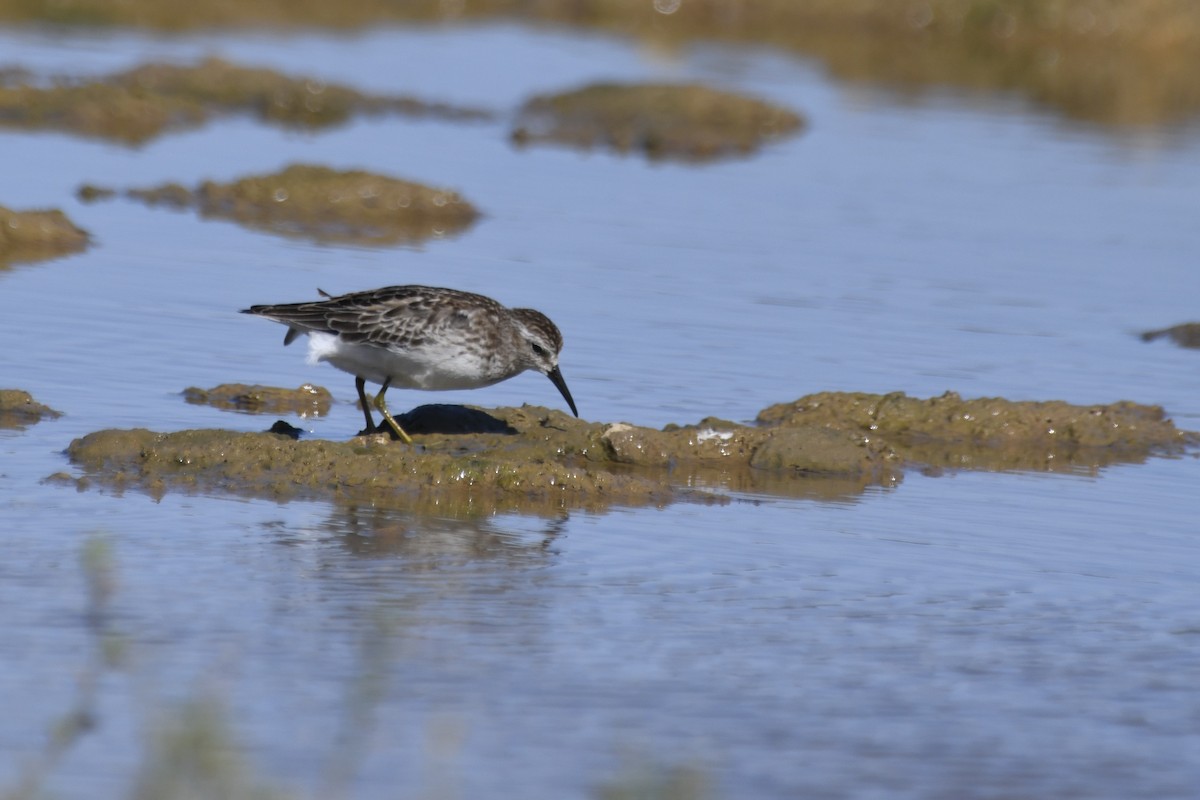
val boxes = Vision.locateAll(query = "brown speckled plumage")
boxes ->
[241,285,577,440]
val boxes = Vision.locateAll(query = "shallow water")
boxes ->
[1,22,1199,800]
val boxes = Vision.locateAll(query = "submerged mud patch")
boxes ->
[0,205,90,267]
[62,393,1192,514]
[183,383,333,416]
[80,164,479,246]
[0,389,63,429]
[0,57,491,145]
[512,82,804,161]
[1141,323,1200,349]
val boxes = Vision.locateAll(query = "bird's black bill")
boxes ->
[547,366,579,417]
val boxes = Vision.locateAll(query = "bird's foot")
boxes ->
[372,397,414,444]
[356,421,411,442]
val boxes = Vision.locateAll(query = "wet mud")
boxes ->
[0,57,491,145]
[183,383,333,416]
[512,83,803,161]
[0,389,63,429]
[80,164,480,246]
[0,2,1193,128]
[0,205,90,267]
[1142,323,1200,349]
[63,392,1194,515]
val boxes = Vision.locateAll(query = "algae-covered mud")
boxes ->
[0,206,90,267]
[0,57,490,145]
[759,391,1193,473]
[1142,323,1200,349]
[0,389,63,429]
[79,164,480,246]
[64,393,1193,516]
[512,83,803,161]
[1,1,1196,127]
[66,407,694,516]
[183,383,333,416]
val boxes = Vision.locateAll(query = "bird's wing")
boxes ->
[244,286,505,351]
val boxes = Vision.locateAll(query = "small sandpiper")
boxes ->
[242,285,578,442]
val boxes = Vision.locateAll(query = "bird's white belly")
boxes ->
[305,332,503,390]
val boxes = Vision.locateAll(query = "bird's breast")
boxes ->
[305,332,523,390]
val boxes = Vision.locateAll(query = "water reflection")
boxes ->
[674,464,897,503]
[274,504,566,565]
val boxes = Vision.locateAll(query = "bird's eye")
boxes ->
[530,342,547,357]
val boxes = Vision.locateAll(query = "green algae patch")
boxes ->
[183,383,333,417]
[758,391,1194,473]
[0,389,63,429]
[512,83,803,161]
[0,206,90,267]
[82,164,480,246]
[1142,323,1200,349]
[0,57,491,145]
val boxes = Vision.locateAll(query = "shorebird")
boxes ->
[242,285,578,442]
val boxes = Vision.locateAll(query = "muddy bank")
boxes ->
[63,392,1193,515]
[0,2,1196,127]
[183,383,333,416]
[0,206,90,267]
[512,83,803,161]
[80,164,479,246]
[0,389,63,429]
[0,57,490,145]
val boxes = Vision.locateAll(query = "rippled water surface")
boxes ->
[2,23,1199,800]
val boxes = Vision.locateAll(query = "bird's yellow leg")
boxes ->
[373,379,413,444]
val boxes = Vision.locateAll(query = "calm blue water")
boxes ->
[1,22,1198,800]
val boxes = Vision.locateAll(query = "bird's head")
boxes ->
[511,308,578,418]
